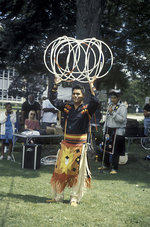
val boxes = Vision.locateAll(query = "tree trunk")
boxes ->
[76,0,105,39]
[75,0,106,97]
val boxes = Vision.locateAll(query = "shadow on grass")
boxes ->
[0,175,69,227]
[0,192,70,204]
[0,143,150,187]
[0,149,55,178]
[90,144,150,188]
[0,158,55,178]
[0,192,51,203]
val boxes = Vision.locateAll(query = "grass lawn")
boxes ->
[0,142,150,227]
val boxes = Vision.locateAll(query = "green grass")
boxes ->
[0,143,150,227]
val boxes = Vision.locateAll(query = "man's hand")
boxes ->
[144,110,150,117]
[88,75,97,87]
[5,110,13,116]
[144,110,148,117]
[108,106,113,114]
[54,75,62,85]
[88,75,97,96]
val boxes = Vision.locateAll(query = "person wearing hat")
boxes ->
[143,98,150,137]
[41,91,58,129]
[99,89,127,174]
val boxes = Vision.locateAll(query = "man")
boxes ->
[41,93,58,129]
[46,76,99,206]
[143,98,150,137]
[98,89,127,174]
[21,94,41,126]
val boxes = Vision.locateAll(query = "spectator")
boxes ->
[41,93,58,129]
[0,103,16,160]
[98,89,127,174]
[21,94,41,126]
[143,98,150,137]
[25,110,40,131]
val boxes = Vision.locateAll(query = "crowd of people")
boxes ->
[0,79,149,206]
[0,92,58,160]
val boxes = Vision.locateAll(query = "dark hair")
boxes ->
[109,92,120,98]
[72,84,85,96]
[5,102,12,107]
[109,89,121,98]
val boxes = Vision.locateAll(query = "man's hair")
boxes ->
[109,89,121,98]
[72,84,85,96]
[5,102,12,107]
[28,94,35,99]
[109,92,120,98]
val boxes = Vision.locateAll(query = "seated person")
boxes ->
[21,94,41,125]
[25,110,40,131]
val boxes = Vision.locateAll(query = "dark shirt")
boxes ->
[144,104,150,112]
[144,103,150,118]
[22,101,41,120]
[50,90,99,134]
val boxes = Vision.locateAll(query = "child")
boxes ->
[0,103,16,160]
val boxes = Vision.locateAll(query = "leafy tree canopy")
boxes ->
[0,0,76,97]
[0,0,149,100]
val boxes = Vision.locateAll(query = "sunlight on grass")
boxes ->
[0,143,150,227]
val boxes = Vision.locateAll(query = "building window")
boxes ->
[0,68,22,103]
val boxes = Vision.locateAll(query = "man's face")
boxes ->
[72,89,84,105]
[6,104,12,113]
[111,95,119,105]
[28,95,35,104]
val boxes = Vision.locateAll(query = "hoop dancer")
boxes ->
[46,75,99,206]
[44,36,113,205]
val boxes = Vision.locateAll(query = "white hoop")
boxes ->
[44,36,113,83]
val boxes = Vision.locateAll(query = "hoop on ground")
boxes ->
[44,36,113,83]
[41,155,57,165]
[141,136,150,150]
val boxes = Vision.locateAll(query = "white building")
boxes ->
[0,68,24,104]
[145,97,150,104]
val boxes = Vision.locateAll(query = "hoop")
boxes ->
[141,138,150,150]
[44,36,113,83]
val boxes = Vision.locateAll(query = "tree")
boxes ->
[0,0,150,98]
[8,73,47,98]
[102,0,150,86]
[0,0,76,97]
[75,0,116,96]
[122,79,148,107]
[76,0,106,39]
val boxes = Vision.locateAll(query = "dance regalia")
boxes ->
[101,102,127,155]
[101,127,117,155]
[50,90,99,199]
[101,101,127,170]
[102,103,121,155]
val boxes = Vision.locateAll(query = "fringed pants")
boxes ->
[50,134,91,203]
